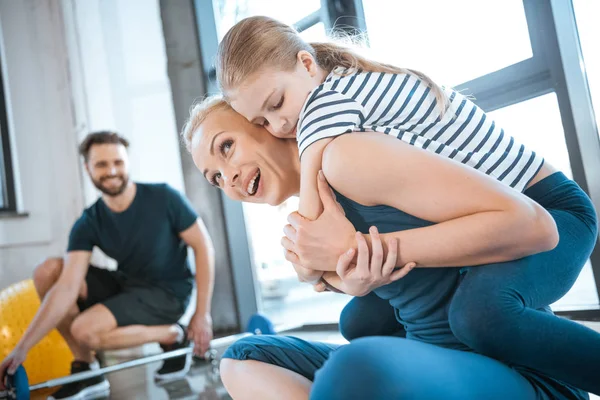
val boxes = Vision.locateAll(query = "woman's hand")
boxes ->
[282,171,357,271]
[335,227,415,297]
[291,262,323,284]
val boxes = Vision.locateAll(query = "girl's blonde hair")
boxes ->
[216,16,448,114]
[180,95,231,152]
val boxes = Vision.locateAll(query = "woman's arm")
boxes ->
[319,132,558,269]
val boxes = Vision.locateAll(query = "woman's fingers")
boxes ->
[382,238,399,277]
[389,262,416,282]
[283,224,297,241]
[355,232,369,276]
[336,248,355,279]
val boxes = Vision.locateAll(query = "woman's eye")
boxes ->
[211,172,221,186]
[219,139,233,155]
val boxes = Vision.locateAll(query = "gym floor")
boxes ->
[29,325,600,400]
[28,330,346,400]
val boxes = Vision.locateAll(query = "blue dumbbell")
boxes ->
[3,365,30,400]
[246,313,276,335]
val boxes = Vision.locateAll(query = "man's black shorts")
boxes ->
[77,266,187,327]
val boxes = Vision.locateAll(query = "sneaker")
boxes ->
[48,360,110,400]
[154,324,192,381]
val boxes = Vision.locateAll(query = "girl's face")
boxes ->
[227,51,326,139]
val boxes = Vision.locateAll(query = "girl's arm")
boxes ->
[298,138,334,220]
[291,138,335,282]
[319,132,558,269]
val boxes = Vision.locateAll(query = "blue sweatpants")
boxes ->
[223,334,587,399]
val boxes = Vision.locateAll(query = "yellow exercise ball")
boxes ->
[0,279,73,386]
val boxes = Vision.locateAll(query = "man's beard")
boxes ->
[92,174,130,197]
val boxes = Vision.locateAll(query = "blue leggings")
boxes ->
[223,334,587,399]
[447,172,599,395]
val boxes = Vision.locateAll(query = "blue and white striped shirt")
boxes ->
[297,68,544,192]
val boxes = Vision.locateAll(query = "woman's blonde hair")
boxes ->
[216,16,448,114]
[180,95,231,152]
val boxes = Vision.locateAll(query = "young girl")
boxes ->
[215,16,547,275]
[214,16,600,394]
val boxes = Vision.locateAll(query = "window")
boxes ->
[363,0,532,88]
[573,0,600,139]
[212,0,321,40]
[299,21,327,42]
[489,93,599,309]
[0,52,15,212]
[489,93,572,179]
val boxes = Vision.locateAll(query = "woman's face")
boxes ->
[191,106,301,206]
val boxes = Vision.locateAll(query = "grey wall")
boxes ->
[159,0,239,332]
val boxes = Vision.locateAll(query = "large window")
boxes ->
[0,52,15,212]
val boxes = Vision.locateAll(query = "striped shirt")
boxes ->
[297,68,544,192]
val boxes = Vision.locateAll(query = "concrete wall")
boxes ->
[0,0,84,286]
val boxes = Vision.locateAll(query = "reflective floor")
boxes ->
[29,330,346,400]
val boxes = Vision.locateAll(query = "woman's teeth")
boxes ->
[247,170,260,195]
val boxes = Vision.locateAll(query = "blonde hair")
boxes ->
[180,95,231,152]
[216,16,448,115]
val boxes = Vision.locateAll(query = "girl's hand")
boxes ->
[336,227,415,297]
[282,171,356,271]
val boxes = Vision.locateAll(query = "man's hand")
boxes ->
[282,171,357,271]
[0,346,27,390]
[188,312,213,356]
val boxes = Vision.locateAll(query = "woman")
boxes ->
[181,96,596,399]
[213,15,600,396]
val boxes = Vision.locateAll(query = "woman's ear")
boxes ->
[297,50,318,76]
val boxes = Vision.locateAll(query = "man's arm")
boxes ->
[180,218,215,316]
[19,251,91,351]
[180,218,215,354]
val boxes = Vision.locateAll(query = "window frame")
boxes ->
[0,51,16,213]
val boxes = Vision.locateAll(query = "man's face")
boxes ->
[86,143,130,197]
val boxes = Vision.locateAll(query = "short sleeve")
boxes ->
[67,215,96,252]
[165,184,198,233]
[297,89,364,158]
